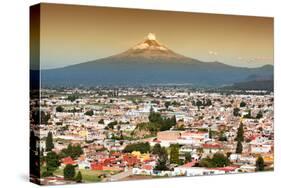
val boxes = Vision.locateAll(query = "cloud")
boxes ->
[208,50,218,56]
[237,56,273,62]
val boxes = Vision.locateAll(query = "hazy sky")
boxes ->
[35,3,273,69]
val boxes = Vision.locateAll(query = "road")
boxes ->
[103,168,133,182]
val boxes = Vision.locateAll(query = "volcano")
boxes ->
[115,33,186,60]
[40,33,273,88]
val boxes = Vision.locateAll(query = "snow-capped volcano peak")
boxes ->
[114,33,187,60]
[132,33,168,51]
[147,32,156,40]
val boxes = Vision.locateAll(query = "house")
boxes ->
[91,162,103,170]
[61,157,76,167]
[132,164,154,175]
[202,143,223,154]
[157,131,182,147]
[250,144,272,154]
[123,154,139,166]
[173,167,225,177]
[77,156,91,169]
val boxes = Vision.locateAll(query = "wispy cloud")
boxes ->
[237,56,273,62]
[208,50,218,56]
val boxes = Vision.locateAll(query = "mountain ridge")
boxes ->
[40,33,273,88]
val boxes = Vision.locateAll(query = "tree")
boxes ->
[59,144,84,160]
[98,119,104,124]
[218,131,227,142]
[233,107,240,117]
[123,142,150,153]
[235,122,244,142]
[72,144,83,159]
[107,121,118,129]
[149,111,163,124]
[256,156,265,171]
[152,143,162,155]
[46,131,54,152]
[240,101,246,107]
[235,141,243,154]
[196,100,203,110]
[148,111,176,132]
[199,153,229,168]
[161,115,177,131]
[75,171,83,183]
[202,98,212,106]
[184,152,192,163]
[84,110,93,116]
[199,157,214,168]
[170,144,180,164]
[208,128,212,139]
[46,151,59,175]
[164,101,171,109]
[56,106,64,112]
[211,152,230,167]
[67,93,79,102]
[154,147,169,171]
[171,115,177,126]
[64,164,76,180]
[256,110,263,119]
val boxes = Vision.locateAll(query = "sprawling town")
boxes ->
[30,87,274,185]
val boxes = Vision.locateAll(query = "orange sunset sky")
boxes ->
[32,3,273,69]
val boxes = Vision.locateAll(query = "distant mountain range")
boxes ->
[224,74,273,91]
[39,33,273,89]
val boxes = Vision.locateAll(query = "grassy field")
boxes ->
[53,168,119,182]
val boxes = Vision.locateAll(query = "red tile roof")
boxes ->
[61,157,76,165]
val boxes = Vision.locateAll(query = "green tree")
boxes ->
[235,122,244,142]
[209,128,212,139]
[164,101,171,109]
[170,144,180,164]
[72,144,83,159]
[149,111,163,124]
[256,110,263,119]
[171,115,177,125]
[240,101,246,107]
[256,156,265,171]
[154,147,169,171]
[218,131,227,142]
[199,153,229,168]
[205,98,212,106]
[235,141,243,154]
[64,164,76,180]
[152,143,162,155]
[196,100,203,110]
[184,152,192,163]
[67,93,79,102]
[107,121,118,129]
[199,157,214,168]
[84,110,93,116]
[233,107,240,117]
[46,131,54,152]
[56,105,64,112]
[123,142,150,153]
[59,144,83,160]
[75,171,83,183]
[211,152,230,167]
[98,119,104,124]
[46,151,59,175]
